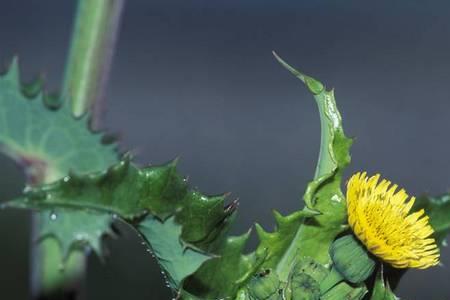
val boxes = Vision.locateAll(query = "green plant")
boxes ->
[1,1,449,300]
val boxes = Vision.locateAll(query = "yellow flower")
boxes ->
[346,172,440,269]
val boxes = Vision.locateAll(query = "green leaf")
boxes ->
[254,209,320,269]
[8,158,233,234]
[3,54,357,298]
[10,158,183,219]
[6,158,236,290]
[270,53,352,278]
[136,216,211,289]
[184,232,257,299]
[183,55,353,299]
[0,59,119,266]
[37,209,114,259]
[0,58,117,183]
[0,60,240,293]
[370,268,399,300]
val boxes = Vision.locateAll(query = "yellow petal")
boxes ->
[346,172,440,269]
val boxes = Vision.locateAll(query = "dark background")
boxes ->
[1,0,450,299]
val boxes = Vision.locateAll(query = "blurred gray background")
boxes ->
[1,0,450,299]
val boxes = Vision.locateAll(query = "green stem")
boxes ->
[31,0,124,299]
[63,0,124,120]
[31,221,87,300]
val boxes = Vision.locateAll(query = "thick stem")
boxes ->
[31,0,124,299]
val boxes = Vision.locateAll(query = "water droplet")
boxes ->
[111,214,118,220]
[63,176,70,183]
[50,212,57,221]
[75,233,87,241]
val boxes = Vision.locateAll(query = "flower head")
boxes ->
[346,172,439,269]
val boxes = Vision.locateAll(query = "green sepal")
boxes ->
[330,235,376,284]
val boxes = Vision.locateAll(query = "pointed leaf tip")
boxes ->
[5,56,20,84]
[255,223,271,241]
[272,51,324,95]
[9,56,19,71]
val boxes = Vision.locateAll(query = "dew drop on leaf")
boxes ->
[50,212,57,221]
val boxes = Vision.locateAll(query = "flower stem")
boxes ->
[31,0,124,299]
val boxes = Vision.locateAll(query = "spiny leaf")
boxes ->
[7,158,235,241]
[254,209,320,268]
[9,157,184,219]
[271,53,352,280]
[0,58,119,265]
[6,158,236,291]
[183,55,353,299]
[0,58,117,183]
[184,231,257,299]
[37,209,114,260]
[136,216,212,289]
[0,56,234,289]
